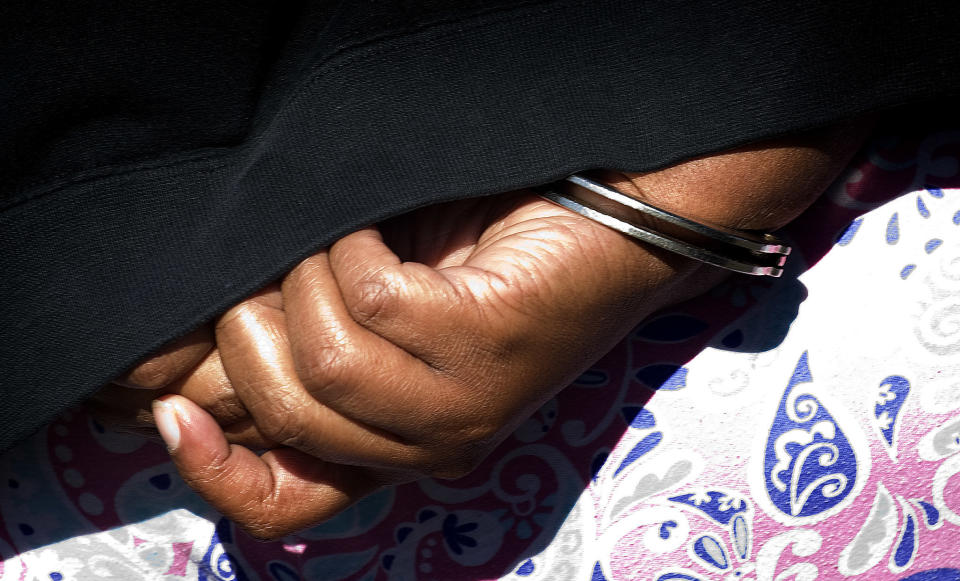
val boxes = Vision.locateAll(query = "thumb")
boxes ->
[153,395,383,539]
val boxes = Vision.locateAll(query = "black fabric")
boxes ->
[2,0,958,452]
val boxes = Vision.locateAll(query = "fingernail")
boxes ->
[153,399,181,451]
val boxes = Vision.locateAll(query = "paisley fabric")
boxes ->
[3,123,960,580]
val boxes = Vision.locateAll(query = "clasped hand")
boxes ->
[93,189,706,538]
[89,124,866,538]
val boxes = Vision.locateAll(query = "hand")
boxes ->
[150,191,707,538]
[92,190,707,542]
[149,121,867,539]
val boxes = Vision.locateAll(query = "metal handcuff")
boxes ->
[539,174,791,277]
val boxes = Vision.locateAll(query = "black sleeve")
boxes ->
[1,0,958,451]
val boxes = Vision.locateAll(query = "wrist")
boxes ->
[601,120,872,232]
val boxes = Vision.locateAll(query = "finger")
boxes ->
[85,383,160,428]
[165,349,276,448]
[115,325,215,389]
[168,284,281,447]
[165,349,248,426]
[326,227,510,377]
[87,332,223,438]
[282,249,473,436]
[215,287,430,469]
[325,226,455,333]
[83,387,164,441]
[88,350,276,448]
[220,418,277,448]
[153,395,389,540]
[379,198,492,267]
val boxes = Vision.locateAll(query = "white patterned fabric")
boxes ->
[2,124,960,580]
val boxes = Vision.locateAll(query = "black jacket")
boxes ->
[2,0,958,451]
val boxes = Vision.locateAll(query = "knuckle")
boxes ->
[120,327,215,389]
[295,329,348,380]
[234,383,310,446]
[123,357,177,389]
[346,271,398,327]
[239,375,301,416]
[293,333,364,400]
[214,302,261,336]
[257,414,308,450]
[200,391,248,425]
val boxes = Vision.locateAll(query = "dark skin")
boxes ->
[88,121,871,539]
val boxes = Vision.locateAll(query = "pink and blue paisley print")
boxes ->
[3,126,960,580]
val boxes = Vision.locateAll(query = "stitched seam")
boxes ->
[2,0,582,213]
[282,0,582,116]
[1,147,236,213]
[0,158,233,221]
